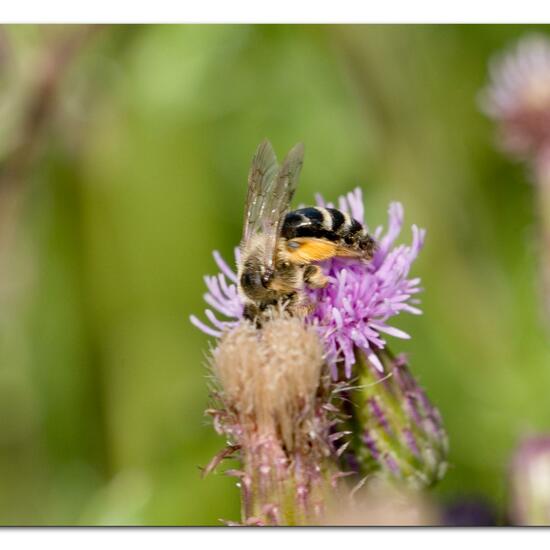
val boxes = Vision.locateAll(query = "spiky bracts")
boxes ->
[341,349,448,488]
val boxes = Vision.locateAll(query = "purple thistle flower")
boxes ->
[190,188,425,380]
[197,141,446,523]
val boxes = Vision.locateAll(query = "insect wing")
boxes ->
[242,140,279,243]
[261,142,304,270]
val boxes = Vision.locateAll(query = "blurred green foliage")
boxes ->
[1,24,550,525]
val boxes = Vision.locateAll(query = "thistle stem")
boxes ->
[535,150,550,326]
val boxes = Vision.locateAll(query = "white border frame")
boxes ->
[2,0,550,24]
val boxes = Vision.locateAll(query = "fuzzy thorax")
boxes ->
[238,234,310,319]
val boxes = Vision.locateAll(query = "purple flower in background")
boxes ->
[509,436,550,526]
[481,34,550,161]
[481,35,550,327]
[191,188,425,380]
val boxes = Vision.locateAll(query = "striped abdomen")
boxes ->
[281,206,376,258]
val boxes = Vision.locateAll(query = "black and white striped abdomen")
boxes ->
[281,206,375,255]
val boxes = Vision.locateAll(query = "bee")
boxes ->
[238,139,376,321]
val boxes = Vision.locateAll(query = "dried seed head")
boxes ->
[209,312,338,525]
[212,313,324,450]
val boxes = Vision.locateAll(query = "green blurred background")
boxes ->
[1,24,550,525]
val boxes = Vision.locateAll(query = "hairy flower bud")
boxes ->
[206,313,341,525]
[341,348,448,488]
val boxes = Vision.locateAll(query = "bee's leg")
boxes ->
[243,302,263,327]
[279,292,310,318]
[292,296,315,317]
[303,264,328,289]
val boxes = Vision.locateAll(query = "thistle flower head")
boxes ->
[196,186,446,523]
[308,190,425,378]
[191,188,425,380]
[481,34,550,161]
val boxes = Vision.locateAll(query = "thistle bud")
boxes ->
[206,313,342,525]
[341,348,448,488]
[509,436,550,525]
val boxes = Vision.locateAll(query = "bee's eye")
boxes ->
[241,272,257,288]
[287,241,301,250]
